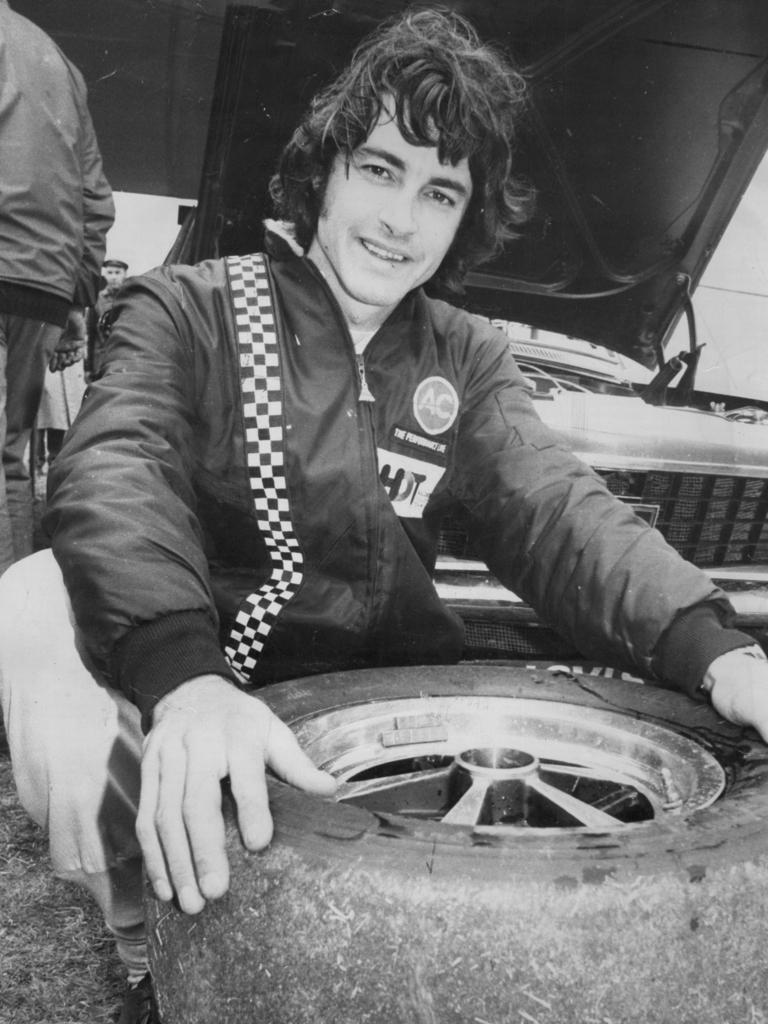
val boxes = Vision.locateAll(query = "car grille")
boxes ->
[437,470,768,569]
[461,618,580,660]
[599,470,768,567]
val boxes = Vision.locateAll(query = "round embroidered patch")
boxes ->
[412,376,459,435]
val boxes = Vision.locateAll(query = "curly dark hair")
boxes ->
[269,7,533,293]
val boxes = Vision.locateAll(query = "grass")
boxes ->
[0,724,126,1024]
[1,485,127,1023]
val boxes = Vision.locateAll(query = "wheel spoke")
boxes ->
[541,762,634,786]
[527,776,622,829]
[336,766,450,803]
[441,778,491,826]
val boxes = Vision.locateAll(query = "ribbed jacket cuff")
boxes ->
[653,603,755,699]
[112,610,240,730]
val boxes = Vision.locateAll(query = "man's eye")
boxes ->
[362,163,391,180]
[427,189,455,207]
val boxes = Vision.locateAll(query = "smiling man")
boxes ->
[1,9,767,1023]
[308,109,473,333]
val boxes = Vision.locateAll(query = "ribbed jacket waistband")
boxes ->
[0,281,70,327]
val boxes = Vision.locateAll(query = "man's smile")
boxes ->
[361,239,408,263]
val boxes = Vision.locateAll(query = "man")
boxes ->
[88,257,129,376]
[1,9,767,1024]
[101,257,129,298]
[0,1,114,572]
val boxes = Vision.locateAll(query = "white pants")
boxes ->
[0,550,146,953]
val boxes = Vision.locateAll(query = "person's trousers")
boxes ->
[0,314,63,573]
[36,428,66,471]
[0,550,147,968]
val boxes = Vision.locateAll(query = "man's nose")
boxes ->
[379,190,417,236]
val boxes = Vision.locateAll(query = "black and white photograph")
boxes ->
[2,3,768,1022]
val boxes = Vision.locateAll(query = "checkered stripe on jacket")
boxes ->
[224,253,304,676]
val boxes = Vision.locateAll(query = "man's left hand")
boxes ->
[705,645,768,742]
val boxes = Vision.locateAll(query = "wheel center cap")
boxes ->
[444,747,539,826]
[456,746,539,777]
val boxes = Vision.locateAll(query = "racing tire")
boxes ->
[147,663,768,1024]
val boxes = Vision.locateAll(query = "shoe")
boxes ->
[117,972,160,1024]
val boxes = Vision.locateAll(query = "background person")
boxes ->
[88,257,128,377]
[1,10,767,1024]
[0,0,114,573]
[35,350,88,476]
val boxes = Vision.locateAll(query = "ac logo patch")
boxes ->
[413,376,459,436]
[377,448,446,518]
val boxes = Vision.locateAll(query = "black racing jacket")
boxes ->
[45,244,744,721]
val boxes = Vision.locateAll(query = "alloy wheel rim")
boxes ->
[291,695,725,832]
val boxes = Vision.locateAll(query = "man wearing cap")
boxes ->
[89,258,129,376]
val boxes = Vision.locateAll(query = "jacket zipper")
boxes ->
[356,352,375,402]
[301,258,381,627]
[353,351,380,632]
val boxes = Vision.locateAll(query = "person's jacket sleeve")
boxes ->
[44,267,238,724]
[69,61,114,307]
[447,326,750,696]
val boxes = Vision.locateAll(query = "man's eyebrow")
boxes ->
[355,145,471,197]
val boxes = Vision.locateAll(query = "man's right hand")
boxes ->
[49,306,86,371]
[136,674,336,915]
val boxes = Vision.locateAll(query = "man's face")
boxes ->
[307,106,472,332]
[103,265,126,292]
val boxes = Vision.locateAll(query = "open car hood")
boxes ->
[191,0,768,368]
[18,0,768,367]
